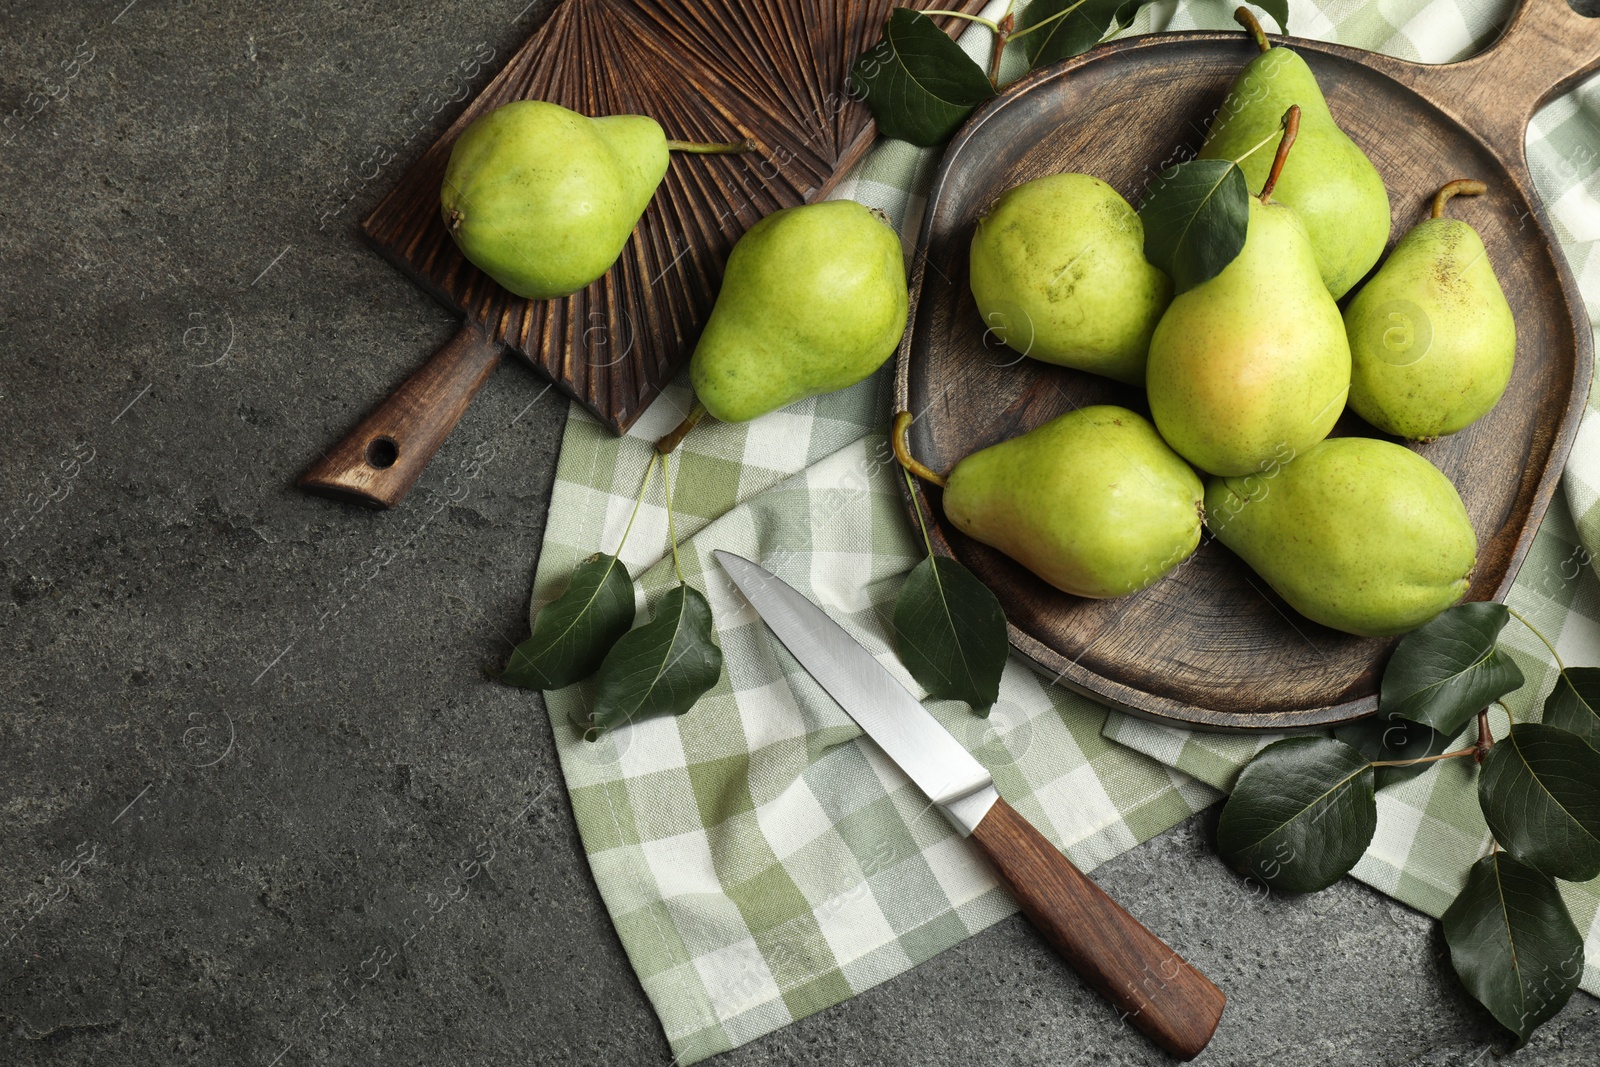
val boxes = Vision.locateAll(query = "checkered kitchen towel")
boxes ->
[529,1,1600,1060]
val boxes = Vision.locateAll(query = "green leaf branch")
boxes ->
[850,0,1177,148]
[890,411,1009,714]
[502,454,658,691]
[1138,106,1297,293]
[1216,601,1598,1044]
[499,448,725,739]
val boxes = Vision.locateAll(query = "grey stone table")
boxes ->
[2,2,1596,1064]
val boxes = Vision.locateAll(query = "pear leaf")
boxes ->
[590,585,723,733]
[1478,722,1600,882]
[1379,602,1525,736]
[1543,667,1600,751]
[1442,852,1583,1044]
[1216,736,1377,893]
[849,8,996,148]
[1136,159,1250,293]
[502,553,635,691]
[1018,0,1125,69]
[893,556,1008,714]
[1252,0,1290,34]
[1112,0,1153,32]
[1334,714,1454,789]
[1112,0,1140,29]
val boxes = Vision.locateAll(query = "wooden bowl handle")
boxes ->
[969,798,1225,1060]
[299,324,503,508]
[1371,0,1600,166]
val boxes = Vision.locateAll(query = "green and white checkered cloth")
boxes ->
[530,1,1600,1060]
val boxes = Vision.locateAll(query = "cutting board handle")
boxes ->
[299,324,503,508]
[969,798,1225,1060]
[1376,0,1600,166]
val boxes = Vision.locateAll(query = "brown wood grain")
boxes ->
[351,0,990,431]
[969,798,1226,1059]
[307,0,990,508]
[300,324,502,508]
[893,0,1599,730]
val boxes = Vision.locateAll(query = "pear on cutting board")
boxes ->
[1196,7,1390,299]
[942,406,1204,599]
[1146,108,1351,477]
[1344,180,1516,440]
[441,100,748,299]
[968,173,1172,385]
[1205,437,1476,637]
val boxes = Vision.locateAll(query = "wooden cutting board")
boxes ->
[299,0,990,508]
[895,0,1599,730]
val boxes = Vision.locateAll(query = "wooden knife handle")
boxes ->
[299,323,503,508]
[968,798,1224,1060]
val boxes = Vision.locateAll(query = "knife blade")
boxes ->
[714,550,1225,1060]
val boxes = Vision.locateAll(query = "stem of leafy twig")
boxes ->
[1232,125,1286,168]
[663,451,684,585]
[892,411,948,489]
[1007,0,1093,45]
[921,8,1002,32]
[903,468,939,561]
[1371,747,1478,768]
[616,453,659,555]
[988,10,1014,88]
[1506,606,1566,672]
[1475,709,1495,763]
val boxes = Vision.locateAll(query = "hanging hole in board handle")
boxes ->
[297,323,504,510]
[365,437,399,469]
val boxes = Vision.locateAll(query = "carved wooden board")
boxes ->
[894,0,1599,730]
[362,0,989,431]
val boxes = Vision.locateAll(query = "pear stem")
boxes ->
[1257,105,1300,204]
[892,411,948,489]
[1234,6,1271,52]
[666,137,757,155]
[656,398,707,455]
[1431,179,1488,218]
[988,10,1015,89]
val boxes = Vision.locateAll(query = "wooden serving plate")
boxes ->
[298,0,989,508]
[894,0,1600,730]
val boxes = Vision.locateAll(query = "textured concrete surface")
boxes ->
[1,2,1596,1065]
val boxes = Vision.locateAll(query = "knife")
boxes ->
[714,550,1225,1060]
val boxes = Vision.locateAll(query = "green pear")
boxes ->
[1146,175,1351,477]
[1205,437,1476,636]
[689,200,908,424]
[440,101,668,299]
[943,406,1204,599]
[1344,180,1515,440]
[968,174,1172,385]
[1196,9,1390,299]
